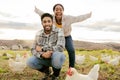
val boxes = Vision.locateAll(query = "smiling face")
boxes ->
[53,4,64,20]
[42,16,53,34]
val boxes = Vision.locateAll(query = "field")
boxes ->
[0,49,120,80]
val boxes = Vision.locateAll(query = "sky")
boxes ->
[0,0,120,43]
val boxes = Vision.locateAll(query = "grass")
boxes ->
[0,49,120,80]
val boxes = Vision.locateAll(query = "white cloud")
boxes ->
[0,28,38,40]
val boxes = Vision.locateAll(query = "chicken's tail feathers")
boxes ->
[88,64,100,80]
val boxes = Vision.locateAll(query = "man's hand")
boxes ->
[35,45,42,52]
[41,51,53,59]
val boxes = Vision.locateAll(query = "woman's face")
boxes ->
[53,5,64,20]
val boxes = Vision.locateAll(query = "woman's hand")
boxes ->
[34,6,39,13]
[89,11,92,18]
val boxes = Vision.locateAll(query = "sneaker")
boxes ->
[51,75,59,80]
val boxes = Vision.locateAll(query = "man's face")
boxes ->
[42,17,53,33]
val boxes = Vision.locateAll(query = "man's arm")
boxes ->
[31,32,44,58]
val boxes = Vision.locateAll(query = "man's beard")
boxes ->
[44,27,52,34]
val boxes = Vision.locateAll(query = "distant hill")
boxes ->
[73,40,120,51]
[0,39,120,51]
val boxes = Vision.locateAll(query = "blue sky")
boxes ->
[0,0,120,43]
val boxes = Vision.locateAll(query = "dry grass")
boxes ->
[0,49,120,80]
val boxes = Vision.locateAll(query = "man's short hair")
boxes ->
[41,13,53,21]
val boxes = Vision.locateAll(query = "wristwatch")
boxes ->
[41,47,44,52]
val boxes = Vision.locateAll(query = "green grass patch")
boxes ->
[0,49,120,80]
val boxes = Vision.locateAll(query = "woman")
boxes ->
[35,3,92,68]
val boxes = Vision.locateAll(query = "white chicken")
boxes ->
[108,56,120,66]
[8,53,30,72]
[8,58,26,72]
[101,55,111,63]
[75,55,85,65]
[65,64,100,80]
[101,54,120,65]
[89,55,98,61]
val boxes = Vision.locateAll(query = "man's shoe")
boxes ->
[41,68,53,80]
[51,75,59,80]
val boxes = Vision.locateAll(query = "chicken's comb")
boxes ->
[66,68,72,76]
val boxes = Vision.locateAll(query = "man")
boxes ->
[27,13,65,80]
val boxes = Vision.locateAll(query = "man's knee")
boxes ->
[51,52,65,69]
[26,56,43,69]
